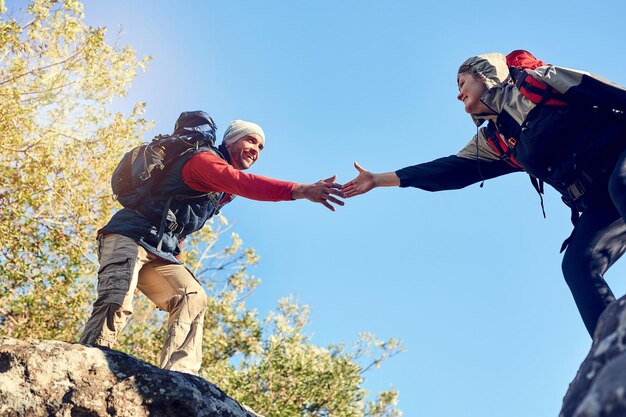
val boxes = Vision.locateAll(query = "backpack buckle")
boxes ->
[565,172,593,201]
[165,209,179,232]
[507,138,517,148]
[566,180,586,200]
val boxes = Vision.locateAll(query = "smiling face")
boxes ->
[226,133,264,170]
[457,72,490,115]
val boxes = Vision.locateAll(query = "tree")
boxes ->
[118,221,405,417]
[0,2,404,416]
[0,0,151,339]
[187,225,405,417]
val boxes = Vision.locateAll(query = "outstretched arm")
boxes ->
[343,155,520,198]
[292,175,345,211]
[342,162,400,198]
[182,152,345,210]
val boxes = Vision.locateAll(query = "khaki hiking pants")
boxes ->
[79,233,208,375]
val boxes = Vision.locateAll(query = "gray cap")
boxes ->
[222,120,265,147]
[458,52,510,89]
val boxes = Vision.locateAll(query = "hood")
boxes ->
[172,110,217,144]
[458,53,511,126]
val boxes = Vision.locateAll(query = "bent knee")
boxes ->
[562,252,608,287]
[189,285,208,312]
[562,247,589,277]
[166,285,208,315]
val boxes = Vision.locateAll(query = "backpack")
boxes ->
[506,50,568,107]
[503,51,626,248]
[507,49,626,112]
[482,51,576,222]
[481,50,569,172]
[111,111,218,209]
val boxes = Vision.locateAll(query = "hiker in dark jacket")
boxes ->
[80,112,344,375]
[343,51,626,338]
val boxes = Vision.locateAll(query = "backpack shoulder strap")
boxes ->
[506,50,568,106]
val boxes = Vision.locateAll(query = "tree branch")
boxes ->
[0,47,84,87]
[359,349,403,374]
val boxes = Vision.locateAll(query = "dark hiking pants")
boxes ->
[562,148,626,337]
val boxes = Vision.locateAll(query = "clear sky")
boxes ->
[32,1,626,416]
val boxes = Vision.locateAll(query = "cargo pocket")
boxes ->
[97,258,133,306]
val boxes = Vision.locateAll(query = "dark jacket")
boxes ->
[100,145,229,264]
[100,111,230,264]
[397,52,626,212]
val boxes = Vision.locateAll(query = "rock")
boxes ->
[561,296,626,417]
[0,337,259,417]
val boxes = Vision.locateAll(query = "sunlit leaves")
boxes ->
[213,296,406,417]
[0,2,404,416]
[0,0,150,339]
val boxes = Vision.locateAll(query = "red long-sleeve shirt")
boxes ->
[181,151,296,202]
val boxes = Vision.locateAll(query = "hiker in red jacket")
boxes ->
[343,51,626,337]
[80,112,344,374]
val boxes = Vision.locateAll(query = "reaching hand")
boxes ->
[342,162,376,198]
[293,175,345,211]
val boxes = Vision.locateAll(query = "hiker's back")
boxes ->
[101,111,227,262]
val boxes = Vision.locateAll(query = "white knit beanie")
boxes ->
[222,120,265,147]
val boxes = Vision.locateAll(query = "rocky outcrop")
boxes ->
[561,296,626,417]
[9,295,626,417]
[0,337,258,417]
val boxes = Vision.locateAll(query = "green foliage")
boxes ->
[221,300,404,417]
[181,221,406,417]
[0,0,151,339]
[0,2,405,416]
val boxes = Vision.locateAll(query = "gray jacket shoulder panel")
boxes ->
[457,126,502,162]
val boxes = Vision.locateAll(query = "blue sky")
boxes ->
[37,1,626,416]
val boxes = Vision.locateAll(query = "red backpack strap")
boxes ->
[484,123,524,169]
[506,50,567,106]
[516,74,568,106]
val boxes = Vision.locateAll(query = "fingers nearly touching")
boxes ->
[327,195,344,206]
[329,187,344,198]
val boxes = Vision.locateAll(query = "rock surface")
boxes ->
[561,296,626,417]
[0,337,257,417]
[10,296,626,417]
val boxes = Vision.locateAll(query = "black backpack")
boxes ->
[111,111,218,209]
